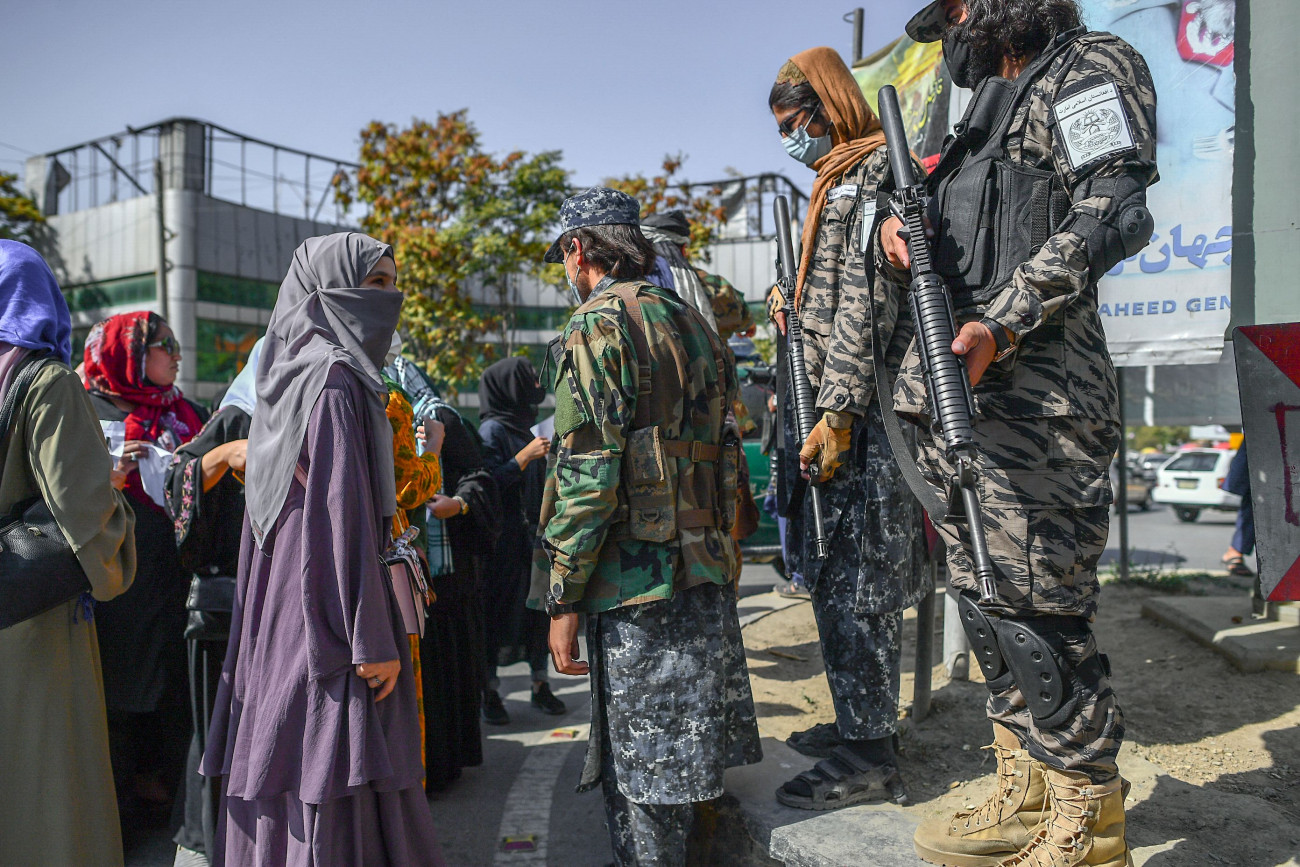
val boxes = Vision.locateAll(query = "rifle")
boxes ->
[877,84,997,605]
[773,194,829,561]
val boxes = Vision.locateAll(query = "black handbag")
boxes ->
[0,356,93,630]
[184,574,236,641]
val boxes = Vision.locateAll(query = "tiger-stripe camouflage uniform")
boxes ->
[530,255,761,863]
[783,144,929,756]
[881,5,1158,865]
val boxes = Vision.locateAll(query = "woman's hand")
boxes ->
[429,494,461,520]
[200,439,249,492]
[355,660,401,702]
[515,436,549,469]
[417,419,446,457]
[116,439,152,476]
[110,467,129,490]
[224,439,248,473]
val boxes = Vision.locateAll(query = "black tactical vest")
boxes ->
[926,28,1085,310]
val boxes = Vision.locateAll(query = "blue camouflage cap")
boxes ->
[906,1,947,44]
[543,187,642,263]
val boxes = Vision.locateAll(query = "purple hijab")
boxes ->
[0,240,72,365]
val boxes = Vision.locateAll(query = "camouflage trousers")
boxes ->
[580,582,762,804]
[916,415,1124,781]
[600,733,695,867]
[809,575,905,741]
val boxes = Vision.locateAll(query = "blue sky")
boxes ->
[1,0,915,192]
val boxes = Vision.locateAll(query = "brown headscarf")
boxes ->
[776,47,888,309]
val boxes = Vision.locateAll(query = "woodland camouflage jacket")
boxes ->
[530,279,740,615]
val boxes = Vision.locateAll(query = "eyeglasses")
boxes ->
[148,336,181,356]
[777,107,817,138]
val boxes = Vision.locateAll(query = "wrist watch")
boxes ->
[980,317,1018,362]
[452,495,469,516]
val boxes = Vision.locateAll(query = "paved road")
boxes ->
[124,505,1241,866]
[1103,500,1243,573]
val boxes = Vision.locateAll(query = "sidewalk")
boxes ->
[729,587,1300,867]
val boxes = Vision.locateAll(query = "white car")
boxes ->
[1151,448,1241,522]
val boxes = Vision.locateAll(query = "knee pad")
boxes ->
[956,593,1012,689]
[993,616,1098,730]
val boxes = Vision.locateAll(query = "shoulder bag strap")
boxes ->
[0,355,56,446]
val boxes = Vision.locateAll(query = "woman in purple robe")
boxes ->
[201,233,443,866]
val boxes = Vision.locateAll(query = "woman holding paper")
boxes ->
[84,310,206,835]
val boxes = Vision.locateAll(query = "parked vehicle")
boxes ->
[1111,459,1154,510]
[1151,448,1241,522]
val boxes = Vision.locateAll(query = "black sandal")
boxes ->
[775,746,910,811]
[1223,555,1255,577]
[786,722,843,758]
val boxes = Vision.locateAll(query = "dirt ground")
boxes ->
[742,579,1300,867]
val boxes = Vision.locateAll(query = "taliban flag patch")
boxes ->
[1054,79,1136,172]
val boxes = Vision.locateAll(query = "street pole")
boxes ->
[154,158,169,322]
[1116,367,1129,583]
[851,7,864,64]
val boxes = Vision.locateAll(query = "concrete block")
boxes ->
[724,739,922,867]
[1141,595,1300,673]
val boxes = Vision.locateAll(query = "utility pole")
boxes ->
[851,7,864,64]
[155,158,169,321]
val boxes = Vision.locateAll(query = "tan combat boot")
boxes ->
[995,768,1132,867]
[914,725,1048,867]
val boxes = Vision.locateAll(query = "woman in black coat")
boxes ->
[477,358,563,725]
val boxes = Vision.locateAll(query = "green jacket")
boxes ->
[530,278,740,614]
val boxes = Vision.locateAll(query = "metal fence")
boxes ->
[35,118,362,224]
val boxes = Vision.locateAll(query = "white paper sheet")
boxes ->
[100,420,173,509]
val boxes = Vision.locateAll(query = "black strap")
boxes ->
[0,355,56,446]
[862,200,951,524]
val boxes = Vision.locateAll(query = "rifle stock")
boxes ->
[878,85,997,605]
[773,195,829,560]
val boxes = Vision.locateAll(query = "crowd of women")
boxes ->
[0,234,558,867]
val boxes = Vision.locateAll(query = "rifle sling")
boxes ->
[864,202,952,525]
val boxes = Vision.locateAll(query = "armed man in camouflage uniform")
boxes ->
[877,2,1158,864]
[766,46,929,810]
[532,188,761,866]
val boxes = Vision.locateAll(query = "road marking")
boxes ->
[491,724,589,865]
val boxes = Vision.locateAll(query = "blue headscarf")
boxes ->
[0,240,73,365]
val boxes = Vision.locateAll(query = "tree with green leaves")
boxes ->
[0,172,44,246]
[604,154,727,262]
[334,111,568,393]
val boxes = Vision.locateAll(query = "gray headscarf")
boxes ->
[245,233,402,547]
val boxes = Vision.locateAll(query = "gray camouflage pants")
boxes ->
[809,572,904,741]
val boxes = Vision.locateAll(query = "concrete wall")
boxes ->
[1232,0,1300,327]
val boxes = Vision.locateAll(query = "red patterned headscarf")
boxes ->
[83,311,202,451]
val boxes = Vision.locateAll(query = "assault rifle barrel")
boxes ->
[774,194,829,560]
[878,85,997,604]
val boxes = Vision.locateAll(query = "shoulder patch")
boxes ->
[827,183,860,202]
[1053,79,1135,172]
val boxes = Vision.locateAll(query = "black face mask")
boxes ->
[942,29,980,89]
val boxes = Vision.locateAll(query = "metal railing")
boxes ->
[36,118,361,224]
[675,173,809,242]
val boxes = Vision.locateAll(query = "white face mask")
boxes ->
[385,331,403,366]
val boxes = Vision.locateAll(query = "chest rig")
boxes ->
[926,28,1084,310]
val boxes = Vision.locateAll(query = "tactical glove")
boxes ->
[799,412,854,483]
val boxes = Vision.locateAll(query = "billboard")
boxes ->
[854,0,1236,366]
